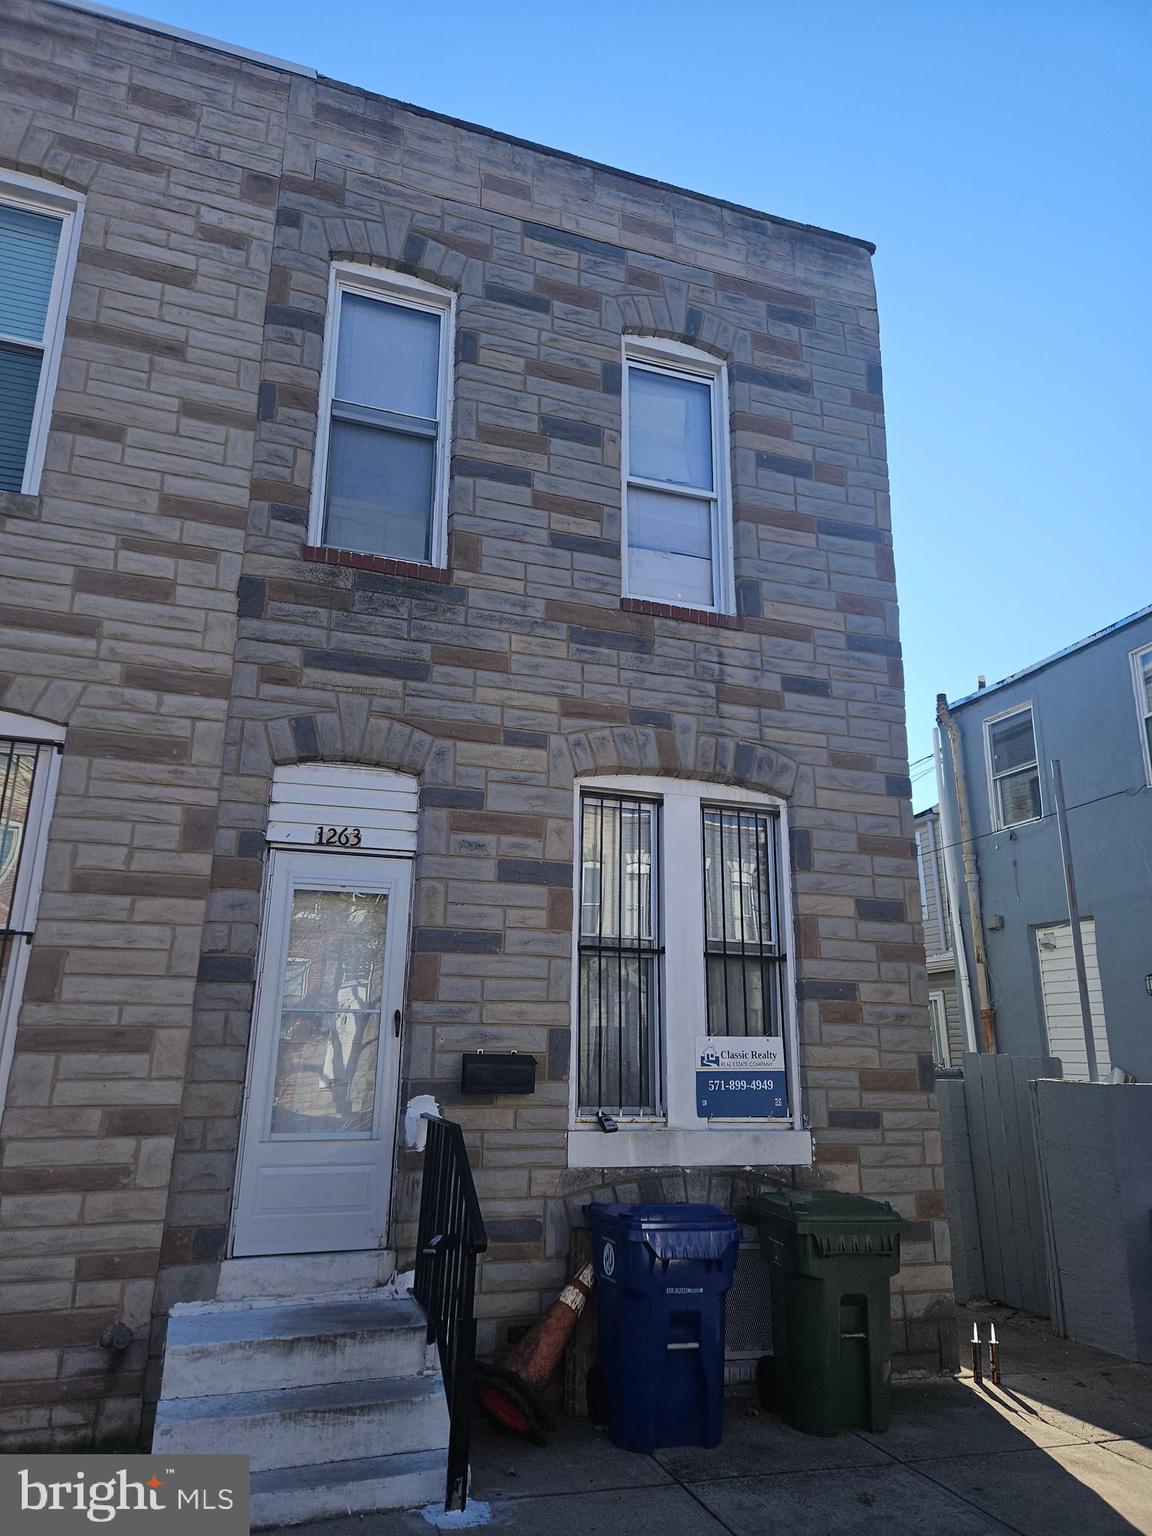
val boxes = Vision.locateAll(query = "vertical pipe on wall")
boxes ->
[1049,758,1099,1083]
[936,696,998,1053]
[934,728,979,1054]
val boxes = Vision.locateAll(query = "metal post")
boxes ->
[1050,759,1098,1082]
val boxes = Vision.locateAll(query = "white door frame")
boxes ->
[230,848,413,1258]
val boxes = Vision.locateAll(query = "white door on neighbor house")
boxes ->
[1035,919,1111,1080]
[232,849,412,1257]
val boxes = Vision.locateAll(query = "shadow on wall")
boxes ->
[462,1310,1152,1535]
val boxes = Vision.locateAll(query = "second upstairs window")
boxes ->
[0,174,83,496]
[986,706,1041,828]
[312,267,454,566]
[622,340,733,613]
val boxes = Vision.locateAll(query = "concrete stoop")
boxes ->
[153,1293,449,1525]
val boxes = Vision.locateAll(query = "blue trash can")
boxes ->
[586,1203,740,1453]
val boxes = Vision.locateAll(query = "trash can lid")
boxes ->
[586,1202,738,1232]
[749,1189,904,1232]
[585,1203,740,1263]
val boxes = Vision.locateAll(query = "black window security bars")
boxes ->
[577,793,662,1117]
[412,1115,488,1513]
[702,805,784,1037]
[0,737,54,1012]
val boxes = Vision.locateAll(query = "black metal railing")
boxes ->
[412,1114,487,1512]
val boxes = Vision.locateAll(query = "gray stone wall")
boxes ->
[0,0,280,1450]
[0,0,952,1452]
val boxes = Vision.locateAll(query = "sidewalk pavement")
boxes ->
[276,1306,1152,1535]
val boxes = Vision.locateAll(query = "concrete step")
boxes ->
[215,1252,395,1301]
[152,1371,450,1472]
[250,1449,447,1527]
[161,1295,430,1397]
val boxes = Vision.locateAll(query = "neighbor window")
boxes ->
[622,339,733,611]
[986,706,1041,828]
[928,992,950,1069]
[1132,645,1152,785]
[0,175,83,495]
[572,776,804,1168]
[311,266,453,565]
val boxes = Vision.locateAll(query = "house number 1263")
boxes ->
[315,825,362,847]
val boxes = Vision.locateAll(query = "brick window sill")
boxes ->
[621,596,740,629]
[0,490,42,522]
[302,545,450,582]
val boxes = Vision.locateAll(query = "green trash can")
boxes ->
[750,1190,904,1435]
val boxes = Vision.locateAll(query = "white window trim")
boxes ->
[984,702,1043,831]
[928,990,950,1069]
[0,712,65,1118]
[567,773,811,1169]
[308,262,455,568]
[0,170,85,497]
[621,336,735,615]
[1130,643,1152,788]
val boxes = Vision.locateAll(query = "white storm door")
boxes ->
[232,850,412,1257]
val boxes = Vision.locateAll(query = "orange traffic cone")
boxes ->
[475,1263,594,1442]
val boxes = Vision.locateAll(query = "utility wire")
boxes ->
[916,781,1149,862]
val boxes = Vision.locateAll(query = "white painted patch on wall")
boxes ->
[420,1499,492,1529]
[405,1094,442,1150]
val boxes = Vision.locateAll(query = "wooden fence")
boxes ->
[936,1052,1062,1317]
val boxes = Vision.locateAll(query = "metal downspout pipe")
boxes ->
[934,728,978,1054]
[936,694,998,1053]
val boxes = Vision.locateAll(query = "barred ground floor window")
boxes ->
[569,773,810,1170]
[0,711,63,1110]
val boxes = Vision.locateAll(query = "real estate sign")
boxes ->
[695,1036,788,1119]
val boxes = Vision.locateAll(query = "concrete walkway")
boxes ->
[275,1307,1152,1535]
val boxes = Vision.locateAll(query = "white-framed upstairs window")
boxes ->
[1131,643,1152,787]
[569,774,810,1170]
[0,171,84,496]
[0,712,64,1116]
[310,264,454,566]
[985,704,1042,829]
[622,337,734,613]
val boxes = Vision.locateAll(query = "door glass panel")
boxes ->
[269,888,389,1136]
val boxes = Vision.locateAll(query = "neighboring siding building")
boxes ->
[0,0,951,1460]
[936,604,1152,1081]
[913,806,967,1067]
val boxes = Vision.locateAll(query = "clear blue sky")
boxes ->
[117,0,1151,807]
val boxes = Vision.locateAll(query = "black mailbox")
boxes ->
[460,1051,537,1095]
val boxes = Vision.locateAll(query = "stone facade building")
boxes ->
[0,0,952,1458]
